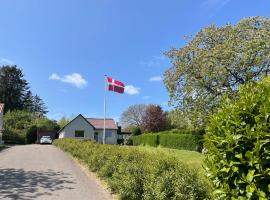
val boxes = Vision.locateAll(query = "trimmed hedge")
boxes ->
[132,134,158,147]
[54,139,211,200]
[132,130,203,151]
[159,134,203,151]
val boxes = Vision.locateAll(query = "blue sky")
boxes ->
[0,0,269,121]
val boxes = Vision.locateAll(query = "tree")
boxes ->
[58,116,71,128]
[120,104,147,129]
[167,109,192,129]
[164,16,270,128]
[0,65,48,115]
[0,66,28,112]
[142,105,167,132]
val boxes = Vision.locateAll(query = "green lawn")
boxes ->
[127,145,204,170]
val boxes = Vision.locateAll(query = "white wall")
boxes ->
[95,129,117,144]
[59,115,95,139]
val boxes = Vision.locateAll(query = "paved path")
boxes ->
[0,145,113,200]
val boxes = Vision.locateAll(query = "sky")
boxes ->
[0,0,269,122]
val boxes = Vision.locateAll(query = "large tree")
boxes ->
[0,65,47,115]
[120,104,148,129]
[142,104,167,132]
[0,66,28,112]
[164,16,270,128]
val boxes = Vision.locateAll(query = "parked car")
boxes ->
[40,136,52,144]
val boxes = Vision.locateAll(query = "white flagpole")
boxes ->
[103,75,107,144]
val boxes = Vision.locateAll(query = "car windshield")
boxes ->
[41,136,51,139]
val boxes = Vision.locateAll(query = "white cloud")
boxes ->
[149,76,163,82]
[49,73,88,88]
[125,85,140,95]
[0,58,14,64]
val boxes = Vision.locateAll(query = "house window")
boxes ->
[94,132,98,142]
[75,130,84,137]
[105,132,112,138]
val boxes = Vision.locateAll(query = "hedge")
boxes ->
[54,139,211,200]
[205,77,270,199]
[132,133,158,147]
[132,131,203,151]
[159,134,203,151]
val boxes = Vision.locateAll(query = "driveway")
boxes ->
[0,145,113,200]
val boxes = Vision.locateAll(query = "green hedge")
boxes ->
[132,130,203,151]
[2,129,26,144]
[159,134,203,151]
[132,134,158,147]
[54,139,211,200]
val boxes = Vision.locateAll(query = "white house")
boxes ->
[58,114,118,144]
[0,103,4,144]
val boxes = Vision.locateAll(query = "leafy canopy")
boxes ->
[205,76,270,199]
[164,16,270,127]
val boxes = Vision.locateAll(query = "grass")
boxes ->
[125,145,204,170]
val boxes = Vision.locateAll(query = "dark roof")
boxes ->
[86,118,118,130]
[0,103,4,113]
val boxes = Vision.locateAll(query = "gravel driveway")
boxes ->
[0,145,113,200]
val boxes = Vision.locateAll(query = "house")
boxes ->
[58,114,118,144]
[0,103,4,144]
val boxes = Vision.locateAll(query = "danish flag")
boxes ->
[107,77,125,94]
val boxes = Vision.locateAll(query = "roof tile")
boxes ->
[86,118,118,130]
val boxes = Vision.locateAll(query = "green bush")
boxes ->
[132,134,158,147]
[205,77,270,199]
[132,130,204,151]
[159,134,203,151]
[131,127,142,136]
[54,138,211,200]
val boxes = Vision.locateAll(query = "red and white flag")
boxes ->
[107,77,125,94]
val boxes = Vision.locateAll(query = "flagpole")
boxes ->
[103,75,107,144]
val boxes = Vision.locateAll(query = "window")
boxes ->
[94,132,98,142]
[75,130,84,137]
[105,132,112,138]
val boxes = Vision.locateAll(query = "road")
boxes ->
[0,145,113,200]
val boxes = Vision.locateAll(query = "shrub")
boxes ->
[205,77,270,199]
[54,138,211,200]
[131,127,142,136]
[159,134,202,151]
[132,134,158,147]
[132,130,204,151]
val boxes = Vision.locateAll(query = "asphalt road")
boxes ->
[0,145,113,200]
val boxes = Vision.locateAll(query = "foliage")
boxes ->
[120,104,147,129]
[0,65,47,115]
[164,16,270,128]
[132,134,159,147]
[142,104,167,132]
[3,110,33,144]
[131,126,142,136]
[159,134,203,152]
[54,139,211,200]
[3,110,59,144]
[58,116,71,128]
[133,131,203,152]
[204,76,270,199]
[167,109,192,129]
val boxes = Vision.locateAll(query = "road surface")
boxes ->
[0,145,113,200]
